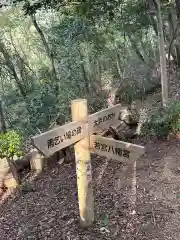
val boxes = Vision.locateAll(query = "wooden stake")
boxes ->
[71,99,94,228]
[30,150,45,173]
[130,161,137,214]
[1,158,19,189]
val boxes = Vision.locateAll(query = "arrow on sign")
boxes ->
[89,135,145,163]
[32,121,88,157]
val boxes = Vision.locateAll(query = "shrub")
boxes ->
[0,130,23,159]
[169,101,180,134]
[143,101,180,137]
[143,108,170,137]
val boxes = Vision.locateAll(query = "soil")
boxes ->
[1,135,180,240]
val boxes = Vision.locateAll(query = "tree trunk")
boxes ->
[0,100,6,134]
[148,14,158,36]
[167,9,180,66]
[0,41,27,99]
[155,0,168,107]
[127,34,147,65]
[9,31,35,91]
[173,0,180,66]
[78,48,90,94]
[115,52,123,79]
[96,59,102,88]
[175,0,180,22]
[31,15,59,94]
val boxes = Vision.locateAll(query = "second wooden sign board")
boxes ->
[90,135,145,163]
[88,104,121,133]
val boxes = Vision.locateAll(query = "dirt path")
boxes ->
[1,137,180,240]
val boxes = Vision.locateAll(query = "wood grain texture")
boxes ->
[71,99,94,228]
[32,120,88,156]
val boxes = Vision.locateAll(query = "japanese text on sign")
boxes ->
[90,135,145,163]
[32,121,88,156]
[93,112,115,128]
[88,104,121,134]
[47,126,82,149]
[94,141,130,158]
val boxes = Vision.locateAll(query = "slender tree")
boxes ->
[175,0,180,21]
[0,99,6,133]
[31,15,59,95]
[155,0,168,107]
[0,40,27,99]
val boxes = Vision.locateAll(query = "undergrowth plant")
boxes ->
[0,130,23,160]
[143,101,180,137]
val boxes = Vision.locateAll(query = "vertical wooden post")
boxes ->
[2,158,19,189]
[71,99,94,228]
[130,161,137,214]
[30,150,45,173]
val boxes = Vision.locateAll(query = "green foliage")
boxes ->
[28,82,58,130]
[102,213,109,226]
[0,130,23,159]
[0,0,177,141]
[115,75,161,105]
[144,108,170,137]
[13,0,120,19]
[143,101,180,137]
[169,101,180,134]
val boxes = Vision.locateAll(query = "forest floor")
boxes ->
[1,136,180,240]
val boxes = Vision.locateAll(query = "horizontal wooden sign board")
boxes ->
[88,104,121,134]
[32,104,122,156]
[90,135,145,163]
[32,121,88,157]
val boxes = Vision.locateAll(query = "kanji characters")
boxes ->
[102,115,108,122]
[98,118,103,124]
[47,138,54,149]
[123,150,130,158]
[72,129,77,136]
[101,144,108,152]
[94,141,101,150]
[93,112,116,128]
[54,136,60,145]
[66,131,72,139]
[76,126,82,135]
[47,125,83,149]
[93,120,99,127]
[115,147,123,156]
[108,145,115,153]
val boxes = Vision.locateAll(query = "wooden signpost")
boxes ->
[32,104,121,157]
[32,99,145,228]
[71,99,94,228]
